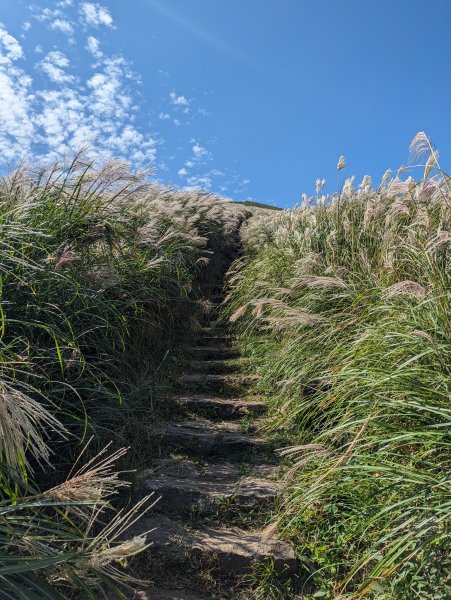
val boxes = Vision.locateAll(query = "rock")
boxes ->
[190,345,239,360]
[180,374,258,393]
[146,590,205,600]
[131,516,298,578]
[136,459,278,515]
[174,394,265,419]
[196,334,231,346]
[188,360,240,374]
[107,588,204,600]
[160,421,266,457]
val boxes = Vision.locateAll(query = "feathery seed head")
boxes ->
[337,155,347,171]
[385,280,427,298]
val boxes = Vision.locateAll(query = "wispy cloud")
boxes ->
[38,51,74,84]
[50,18,74,35]
[169,91,189,107]
[0,20,155,166]
[86,35,103,59]
[0,24,34,162]
[0,24,24,62]
[192,143,210,161]
[0,3,251,196]
[79,3,114,28]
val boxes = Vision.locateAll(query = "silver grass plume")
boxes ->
[384,280,427,298]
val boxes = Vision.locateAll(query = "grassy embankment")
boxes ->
[0,154,246,599]
[226,133,450,599]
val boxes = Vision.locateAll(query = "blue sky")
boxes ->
[0,0,450,207]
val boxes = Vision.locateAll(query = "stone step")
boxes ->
[189,359,241,374]
[197,334,231,346]
[159,421,267,457]
[146,591,204,600]
[136,459,278,516]
[203,319,224,328]
[107,589,204,600]
[175,394,265,419]
[190,345,239,360]
[131,516,298,579]
[180,373,258,394]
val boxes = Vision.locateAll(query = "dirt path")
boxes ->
[120,292,298,599]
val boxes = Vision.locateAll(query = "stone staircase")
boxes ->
[116,297,298,599]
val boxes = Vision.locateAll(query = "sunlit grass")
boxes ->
[0,152,246,598]
[226,132,450,598]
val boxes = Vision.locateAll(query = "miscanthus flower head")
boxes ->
[337,155,347,171]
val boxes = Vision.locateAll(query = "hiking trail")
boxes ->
[115,286,298,599]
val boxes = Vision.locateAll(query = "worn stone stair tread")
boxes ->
[174,394,265,418]
[191,345,234,353]
[146,458,278,480]
[197,334,230,344]
[189,359,241,373]
[146,590,206,600]
[137,459,278,514]
[180,373,259,389]
[160,421,266,456]
[165,419,258,435]
[107,588,205,600]
[190,346,239,360]
[133,516,298,576]
[140,474,276,515]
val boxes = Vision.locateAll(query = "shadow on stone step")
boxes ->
[135,458,278,517]
[157,421,268,459]
[174,394,265,420]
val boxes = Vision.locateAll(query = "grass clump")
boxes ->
[0,152,246,598]
[225,132,450,598]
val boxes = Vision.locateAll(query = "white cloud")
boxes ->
[22,21,32,32]
[186,175,213,190]
[80,3,114,28]
[35,45,43,54]
[57,1,74,7]
[185,160,194,167]
[169,91,189,106]
[173,119,181,126]
[0,26,34,162]
[87,57,133,118]
[242,178,251,185]
[34,88,83,151]
[0,24,24,63]
[192,144,209,160]
[51,19,74,35]
[159,112,170,120]
[178,167,188,176]
[35,8,61,23]
[0,21,155,168]
[39,51,74,84]
[86,36,103,58]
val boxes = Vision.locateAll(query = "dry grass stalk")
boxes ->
[45,442,129,501]
[0,380,66,472]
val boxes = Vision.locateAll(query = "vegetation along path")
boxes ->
[117,287,298,599]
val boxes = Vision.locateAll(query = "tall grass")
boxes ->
[226,133,450,598]
[0,153,246,597]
